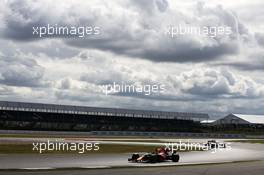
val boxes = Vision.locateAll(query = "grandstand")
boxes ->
[0,101,209,132]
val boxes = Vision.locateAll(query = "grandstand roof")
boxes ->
[232,114,264,124]
[0,101,209,121]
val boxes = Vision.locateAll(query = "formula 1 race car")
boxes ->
[128,147,180,163]
[204,140,226,149]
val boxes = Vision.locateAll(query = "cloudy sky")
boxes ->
[0,0,263,118]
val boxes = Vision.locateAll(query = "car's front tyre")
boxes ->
[172,154,180,162]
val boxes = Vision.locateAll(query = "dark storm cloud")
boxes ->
[65,31,239,62]
[4,20,42,41]
[0,55,47,87]
[65,1,242,63]
[2,1,46,41]
[2,1,97,41]
[1,0,246,63]
[214,51,264,71]
[217,62,264,71]
[134,42,238,62]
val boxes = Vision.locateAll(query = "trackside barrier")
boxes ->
[91,131,244,138]
[0,130,245,138]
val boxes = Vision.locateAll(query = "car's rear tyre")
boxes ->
[149,155,158,163]
[172,154,180,162]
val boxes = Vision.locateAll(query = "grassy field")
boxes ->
[0,134,175,140]
[0,143,156,154]
[0,140,204,154]
[0,143,202,154]
[0,133,206,154]
[229,139,264,144]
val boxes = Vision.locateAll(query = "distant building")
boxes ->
[214,113,264,125]
[200,120,216,126]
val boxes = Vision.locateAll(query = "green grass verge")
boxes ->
[0,143,202,154]
[229,139,264,144]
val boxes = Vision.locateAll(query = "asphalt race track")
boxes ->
[1,160,264,175]
[0,142,263,170]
